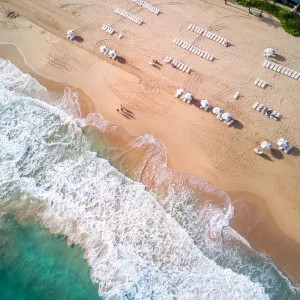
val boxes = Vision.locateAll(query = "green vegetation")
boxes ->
[237,0,300,36]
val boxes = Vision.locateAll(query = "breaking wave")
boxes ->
[0,57,299,299]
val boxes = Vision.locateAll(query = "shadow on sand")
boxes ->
[288,147,300,156]
[116,56,126,64]
[271,148,284,160]
[74,36,84,43]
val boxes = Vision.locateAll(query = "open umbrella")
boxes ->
[200,99,210,109]
[264,48,275,57]
[175,88,185,98]
[183,93,193,103]
[108,50,117,59]
[261,141,272,150]
[212,107,222,115]
[277,138,288,148]
[100,45,109,54]
[221,112,232,121]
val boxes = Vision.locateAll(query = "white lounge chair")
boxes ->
[224,119,234,126]
[284,68,290,75]
[182,65,188,72]
[284,145,293,154]
[254,78,260,85]
[208,55,214,61]
[261,81,267,89]
[252,102,259,109]
[188,24,193,30]
[256,103,263,111]
[292,71,298,78]
[179,64,185,70]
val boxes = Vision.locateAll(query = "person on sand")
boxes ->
[120,104,124,111]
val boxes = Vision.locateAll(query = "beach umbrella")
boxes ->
[200,99,210,109]
[261,141,272,150]
[109,49,117,59]
[264,48,275,57]
[212,107,222,115]
[175,88,185,98]
[277,138,288,148]
[183,93,193,102]
[100,45,109,54]
[221,112,232,121]
[67,29,75,35]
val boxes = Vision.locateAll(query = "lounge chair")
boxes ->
[208,55,214,61]
[188,24,193,30]
[179,64,185,70]
[270,111,277,118]
[199,29,204,35]
[263,60,268,67]
[224,119,234,126]
[272,64,278,70]
[261,81,267,89]
[164,56,169,63]
[182,65,188,72]
[295,72,300,80]
[199,51,204,57]
[173,38,178,44]
[196,27,201,34]
[269,62,275,69]
[216,114,223,120]
[274,112,281,120]
[252,101,259,109]
[284,68,290,75]
[254,78,260,85]
[284,145,293,154]
[254,148,263,155]
[280,67,286,74]
[213,35,218,41]
[292,71,298,78]
[191,24,195,31]
[196,49,201,56]
[192,48,198,54]
[265,61,272,68]
[256,103,263,111]
[261,107,268,114]
[218,38,224,44]
[216,36,221,43]
[276,66,282,73]
[186,67,191,74]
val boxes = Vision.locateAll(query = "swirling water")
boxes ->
[0,58,299,299]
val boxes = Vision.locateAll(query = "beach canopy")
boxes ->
[264,48,275,56]
[108,49,117,59]
[100,45,109,54]
[221,112,231,121]
[176,88,185,96]
[212,107,222,115]
[200,99,210,109]
[183,93,193,101]
[277,138,288,148]
[261,141,272,150]
[67,29,75,35]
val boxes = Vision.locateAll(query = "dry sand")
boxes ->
[0,0,300,284]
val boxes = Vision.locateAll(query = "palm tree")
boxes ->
[248,0,252,14]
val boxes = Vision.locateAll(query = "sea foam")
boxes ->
[0,58,298,299]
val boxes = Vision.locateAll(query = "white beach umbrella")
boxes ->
[67,29,75,35]
[176,88,185,95]
[261,141,272,151]
[100,45,109,54]
[221,112,232,121]
[264,48,275,57]
[200,99,210,109]
[277,138,288,148]
[183,93,193,102]
[108,49,117,59]
[212,107,222,115]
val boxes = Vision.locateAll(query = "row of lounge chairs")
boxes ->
[263,60,300,81]
[164,56,191,74]
[173,38,215,61]
[131,0,160,15]
[252,102,281,120]
[188,24,228,47]
[114,8,142,25]
[102,24,114,35]
[254,78,267,89]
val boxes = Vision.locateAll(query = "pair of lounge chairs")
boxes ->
[187,24,228,47]
[252,102,281,120]
[131,0,160,14]
[215,113,234,126]
[102,24,114,35]
[254,78,267,89]
[263,60,300,81]
[114,8,142,25]
[164,56,191,73]
[173,38,215,62]
[279,145,293,154]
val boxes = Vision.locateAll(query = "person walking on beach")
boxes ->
[120,104,124,112]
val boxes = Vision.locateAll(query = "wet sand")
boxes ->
[0,0,300,285]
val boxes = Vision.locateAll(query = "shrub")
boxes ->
[236,0,300,36]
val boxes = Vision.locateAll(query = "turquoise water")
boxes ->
[0,57,299,299]
[0,215,100,300]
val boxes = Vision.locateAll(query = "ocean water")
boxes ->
[0,57,299,300]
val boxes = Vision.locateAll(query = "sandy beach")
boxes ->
[0,0,300,285]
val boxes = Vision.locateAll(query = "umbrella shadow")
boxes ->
[289,147,300,156]
[74,36,84,43]
[273,53,286,62]
[116,56,126,64]
[261,153,273,161]
[271,148,284,160]
[232,120,243,129]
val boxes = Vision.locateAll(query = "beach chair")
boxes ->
[210,34,215,40]
[261,81,267,89]
[218,38,224,44]
[222,40,227,46]
[179,64,185,70]
[215,36,221,43]
[256,103,263,111]
[196,27,201,34]
[284,145,293,154]
[186,67,191,74]
[270,111,277,118]
[263,60,268,67]
[280,67,286,74]
[199,28,204,35]
[254,78,260,86]
[192,48,198,54]
[284,68,290,75]
[291,71,298,78]
[186,44,192,51]
[268,62,275,70]
[199,51,204,57]
[208,55,214,61]
[261,107,268,114]
[252,101,259,109]
[288,70,294,77]
[274,112,281,120]
[167,57,172,63]
[257,79,264,87]
[276,66,282,73]
[178,40,183,46]
[196,49,201,56]
[265,61,271,68]
[164,56,169,63]
[295,72,300,80]
[182,65,188,72]
[191,24,195,31]
[213,35,218,41]
[216,114,223,120]
[173,38,178,44]
[188,24,193,30]
[225,119,234,126]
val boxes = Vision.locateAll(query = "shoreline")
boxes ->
[1,43,300,287]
